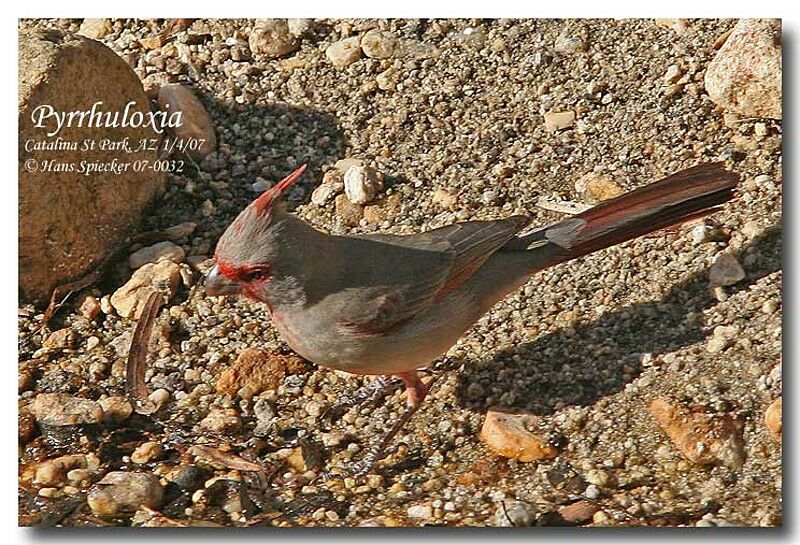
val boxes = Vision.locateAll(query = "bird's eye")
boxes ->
[239,267,268,282]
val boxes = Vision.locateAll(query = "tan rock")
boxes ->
[110,260,181,319]
[199,408,242,433]
[335,194,364,227]
[432,188,458,209]
[655,19,690,35]
[131,442,165,464]
[704,19,782,119]
[216,348,308,397]
[709,252,746,287]
[35,455,87,486]
[31,393,103,426]
[88,471,163,515]
[157,84,216,161]
[78,19,113,40]
[19,412,35,445]
[42,328,77,350]
[249,19,299,59]
[765,398,782,439]
[543,111,576,132]
[480,407,559,462]
[78,295,101,320]
[19,29,163,303]
[361,29,398,59]
[575,173,623,203]
[326,37,362,68]
[649,397,745,468]
[99,396,133,425]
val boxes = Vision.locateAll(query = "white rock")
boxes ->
[325,37,362,68]
[343,165,383,205]
[407,503,433,519]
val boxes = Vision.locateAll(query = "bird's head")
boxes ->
[205,165,306,300]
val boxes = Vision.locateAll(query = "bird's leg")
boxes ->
[322,375,402,425]
[348,371,430,477]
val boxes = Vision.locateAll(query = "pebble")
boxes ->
[67,469,96,486]
[110,260,181,319]
[248,19,298,59]
[129,241,186,269]
[584,469,612,488]
[78,295,101,321]
[706,325,739,354]
[199,408,242,433]
[709,252,745,287]
[326,37,362,68]
[558,500,600,524]
[163,222,197,240]
[655,18,689,35]
[311,178,343,206]
[361,29,398,59]
[376,67,401,91]
[543,111,576,132]
[575,173,623,203]
[216,348,306,397]
[87,471,164,515]
[99,396,133,425]
[649,397,745,468]
[335,194,364,227]
[131,442,165,464]
[704,18,781,119]
[35,455,87,486]
[287,18,313,37]
[157,84,217,161]
[343,165,383,205]
[78,18,113,39]
[432,188,457,209]
[491,500,537,526]
[479,407,559,462]
[554,27,587,54]
[407,503,433,519]
[31,393,103,426]
[148,389,171,410]
[42,328,77,350]
[764,398,782,439]
[585,484,600,499]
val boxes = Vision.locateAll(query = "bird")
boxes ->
[206,161,739,474]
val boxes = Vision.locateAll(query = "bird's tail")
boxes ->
[507,162,740,266]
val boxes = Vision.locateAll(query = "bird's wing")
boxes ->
[336,216,530,335]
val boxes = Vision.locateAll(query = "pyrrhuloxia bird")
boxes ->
[206,162,738,472]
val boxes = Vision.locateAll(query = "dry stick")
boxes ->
[126,291,164,415]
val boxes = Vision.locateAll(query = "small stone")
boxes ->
[131,442,165,464]
[326,37,362,68]
[110,260,181,319]
[248,19,298,59]
[250,178,271,192]
[584,469,612,488]
[31,393,103,426]
[216,348,307,397]
[709,252,746,286]
[77,295,102,321]
[311,178,343,206]
[432,188,457,209]
[343,165,383,205]
[100,295,114,315]
[592,510,613,525]
[543,111,576,132]
[706,325,739,354]
[704,19,781,119]
[129,241,186,269]
[376,67,401,91]
[407,503,433,519]
[765,398,782,439]
[690,222,725,244]
[78,18,113,40]
[360,29,398,59]
[67,469,95,486]
[491,500,538,527]
[287,18,313,37]
[88,471,164,515]
[19,412,35,444]
[480,407,559,462]
[157,84,217,161]
[43,328,77,350]
[584,484,600,499]
[335,194,364,227]
[575,173,623,203]
[163,222,197,240]
[199,408,242,433]
[754,122,768,136]
[655,19,690,35]
[99,396,133,425]
[148,389,171,410]
[35,455,87,486]
[649,397,745,468]
[559,500,600,525]
[664,64,684,84]
[554,27,587,54]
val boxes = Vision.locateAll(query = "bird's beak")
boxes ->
[205,265,242,296]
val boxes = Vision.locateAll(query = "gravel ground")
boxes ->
[18,18,781,527]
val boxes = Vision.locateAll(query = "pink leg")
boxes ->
[396,371,429,408]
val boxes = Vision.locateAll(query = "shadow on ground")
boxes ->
[451,225,782,416]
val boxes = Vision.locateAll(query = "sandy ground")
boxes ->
[18,18,781,527]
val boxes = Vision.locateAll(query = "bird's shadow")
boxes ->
[449,225,782,416]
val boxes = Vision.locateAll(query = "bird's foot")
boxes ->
[321,374,401,425]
